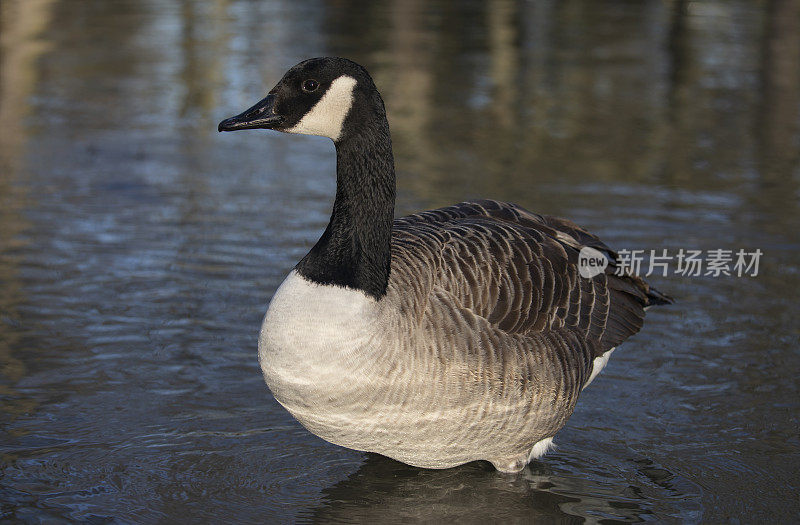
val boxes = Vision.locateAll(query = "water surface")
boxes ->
[1,0,798,522]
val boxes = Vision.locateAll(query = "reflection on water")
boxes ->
[0,0,798,522]
[306,453,701,523]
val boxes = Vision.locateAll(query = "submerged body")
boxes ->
[219,58,671,473]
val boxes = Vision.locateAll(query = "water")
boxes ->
[1,0,798,522]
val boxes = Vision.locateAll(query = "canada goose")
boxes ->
[218,57,672,473]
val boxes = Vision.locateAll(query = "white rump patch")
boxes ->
[583,347,615,389]
[528,437,555,461]
[286,75,358,141]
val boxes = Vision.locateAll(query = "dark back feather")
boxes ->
[391,200,672,358]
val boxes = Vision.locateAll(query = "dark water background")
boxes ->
[1,0,798,522]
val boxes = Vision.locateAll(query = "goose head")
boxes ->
[218,57,384,143]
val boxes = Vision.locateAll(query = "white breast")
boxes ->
[258,271,380,394]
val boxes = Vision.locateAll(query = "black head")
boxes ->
[218,57,384,142]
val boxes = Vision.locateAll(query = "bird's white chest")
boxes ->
[258,271,381,395]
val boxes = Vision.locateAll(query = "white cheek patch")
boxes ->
[286,75,358,141]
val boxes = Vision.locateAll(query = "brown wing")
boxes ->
[390,200,671,357]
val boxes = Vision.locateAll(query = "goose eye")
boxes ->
[302,79,319,92]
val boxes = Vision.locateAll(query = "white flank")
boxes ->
[583,347,615,389]
[528,437,555,461]
[286,75,358,141]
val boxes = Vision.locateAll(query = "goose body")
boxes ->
[219,57,671,473]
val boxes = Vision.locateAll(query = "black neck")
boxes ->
[295,115,395,300]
